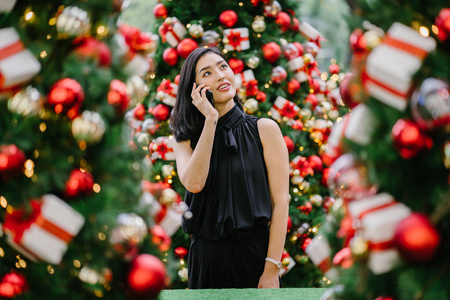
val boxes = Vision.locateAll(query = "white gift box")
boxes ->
[140,191,182,236]
[299,22,323,41]
[156,79,178,107]
[364,22,436,111]
[124,53,150,77]
[235,69,255,89]
[279,249,296,277]
[287,57,308,82]
[150,136,175,161]
[0,0,16,12]
[158,204,182,236]
[348,193,411,274]
[0,27,41,91]
[158,17,187,47]
[223,28,250,51]
[5,194,85,265]
[344,104,377,145]
[270,96,300,121]
[305,235,338,280]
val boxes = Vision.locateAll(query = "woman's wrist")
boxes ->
[205,112,219,124]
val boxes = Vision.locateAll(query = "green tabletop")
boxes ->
[159,288,327,300]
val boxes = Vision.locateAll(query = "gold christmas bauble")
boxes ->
[7,86,41,116]
[71,111,106,144]
[161,164,175,178]
[246,55,260,69]
[189,24,204,38]
[56,6,91,38]
[252,16,266,33]
[244,98,259,114]
[160,187,177,205]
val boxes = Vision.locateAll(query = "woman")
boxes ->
[170,47,289,289]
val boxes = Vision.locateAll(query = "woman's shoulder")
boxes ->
[256,117,282,143]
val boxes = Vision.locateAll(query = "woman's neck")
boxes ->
[215,99,236,118]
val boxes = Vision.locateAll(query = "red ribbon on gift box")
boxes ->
[0,40,24,60]
[3,200,74,244]
[273,100,298,119]
[158,20,183,45]
[226,30,249,51]
[157,79,176,98]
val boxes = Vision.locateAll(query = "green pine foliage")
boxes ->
[318,0,450,299]
[0,1,169,299]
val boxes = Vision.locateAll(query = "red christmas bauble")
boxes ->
[262,42,281,63]
[301,238,312,251]
[374,297,394,300]
[177,38,198,59]
[174,74,181,85]
[108,79,130,114]
[299,201,312,214]
[163,47,179,66]
[228,58,244,74]
[309,78,321,93]
[291,17,300,31]
[153,3,168,19]
[308,155,323,172]
[73,37,112,66]
[328,63,340,74]
[275,12,291,32]
[321,167,330,186]
[339,73,359,109]
[288,79,300,94]
[287,216,292,233]
[175,247,188,259]
[292,42,304,56]
[349,28,367,54]
[292,120,303,130]
[0,272,27,298]
[284,136,295,153]
[47,78,84,120]
[133,104,146,121]
[151,225,171,252]
[436,8,450,41]
[64,169,94,198]
[394,213,440,263]
[151,104,170,121]
[219,10,238,28]
[127,254,167,299]
[391,119,432,159]
[304,94,318,109]
[0,144,26,180]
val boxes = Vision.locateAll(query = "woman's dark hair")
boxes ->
[170,47,243,142]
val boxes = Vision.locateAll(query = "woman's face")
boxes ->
[194,52,236,104]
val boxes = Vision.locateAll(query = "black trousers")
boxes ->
[187,226,281,289]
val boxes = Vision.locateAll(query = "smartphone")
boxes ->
[205,89,214,107]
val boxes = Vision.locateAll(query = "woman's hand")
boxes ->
[191,83,217,119]
[257,264,280,289]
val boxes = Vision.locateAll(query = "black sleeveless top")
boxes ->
[182,104,272,241]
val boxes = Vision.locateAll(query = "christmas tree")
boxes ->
[306,0,450,299]
[129,0,349,288]
[0,1,170,299]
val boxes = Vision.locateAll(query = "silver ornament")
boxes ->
[244,98,259,114]
[202,30,220,45]
[246,56,260,69]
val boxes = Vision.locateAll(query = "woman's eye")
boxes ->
[203,71,211,77]
[221,64,228,69]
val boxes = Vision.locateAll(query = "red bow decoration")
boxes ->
[3,200,73,244]
[281,101,298,119]
[119,24,153,52]
[245,79,259,97]
[226,30,248,51]
[157,79,175,97]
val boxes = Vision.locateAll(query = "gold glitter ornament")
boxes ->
[56,6,91,38]
[7,86,41,116]
[244,98,259,114]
